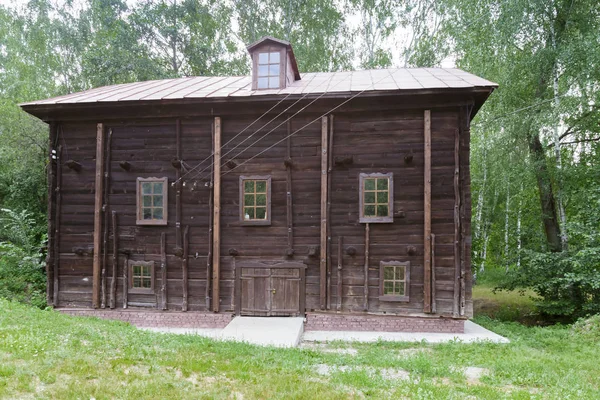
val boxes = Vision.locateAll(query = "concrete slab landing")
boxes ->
[221,317,305,347]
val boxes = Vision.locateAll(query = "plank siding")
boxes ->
[49,99,471,319]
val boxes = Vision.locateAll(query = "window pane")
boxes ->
[384,266,394,280]
[396,284,405,296]
[256,180,266,192]
[257,77,268,89]
[258,52,269,64]
[244,207,254,220]
[269,64,280,76]
[376,191,388,203]
[377,178,388,190]
[244,180,254,193]
[395,266,405,281]
[142,278,151,288]
[270,52,280,63]
[364,178,375,190]
[153,208,163,220]
[383,281,394,295]
[133,265,140,276]
[364,192,375,204]
[143,208,152,219]
[143,195,152,207]
[255,207,266,220]
[133,277,141,288]
[153,182,163,194]
[268,77,279,88]
[256,194,266,206]
[142,182,152,194]
[244,194,255,206]
[258,65,268,76]
[377,205,388,217]
[364,205,376,216]
[142,266,151,277]
[153,195,163,207]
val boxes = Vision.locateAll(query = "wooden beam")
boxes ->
[175,119,182,249]
[423,110,432,314]
[286,119,294,255]
[431,233,437,314]
[46,123,57,306]
[122,253,128,309]
[160,232,167,310]
[364,223,370,312]
[53,145,62,308]
[92,123,105,309]
[212,116,221,312]
[459,107,470,317]
[319,116,328,310]
[206,120,214,310]
[182,225,189,311]
[326,114,334,310]
[110,211,118,309]
[101,129,112,308]
[453,123,461,317]
[337,236,343,312]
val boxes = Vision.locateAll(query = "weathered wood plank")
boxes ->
[423,110,432,313]
[212,117,221,312]
[110,211,118,309]
[101,128,112,308]
[286,119,294,255]
[47,123,58,306]
[122,253,128,308]
[161,232,167,310]
[53,145,62,307]
[320,116,328,310]
[182,225,189,312]
[92,123,104,308]
[337,236,343,311]
[431,233,436,314]
[453,121,461,317]
[175,118,182,249]
[364,223,370,311]
[326,114,334,309]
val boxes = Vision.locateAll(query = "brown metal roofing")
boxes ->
[20,68,497,107]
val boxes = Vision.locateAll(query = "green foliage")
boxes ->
[572,314,600,340]
[0,209,46,308]
[501,247,600,319]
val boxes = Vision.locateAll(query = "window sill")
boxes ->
[360,217,393,224]
[379,295,409,303]
[240,220,271,226]
[128,288,155,295]
[136,220,168,226]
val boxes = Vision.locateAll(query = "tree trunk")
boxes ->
[504,181,510,272]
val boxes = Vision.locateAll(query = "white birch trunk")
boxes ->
[474,144,487,240]
[516,183,523,268]
[504,182,510,273]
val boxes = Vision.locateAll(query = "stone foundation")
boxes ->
[59,309,233,329]
[304,313,464,333]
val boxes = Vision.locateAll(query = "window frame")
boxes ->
[239,175,272,226]
[359,172,394,223]
[251,47,285,90]
[256,51,281,89]
[379,261,410,302]
[136,177,168,226]
[127,260,155,294]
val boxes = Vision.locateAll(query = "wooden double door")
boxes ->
[235,261,306,316]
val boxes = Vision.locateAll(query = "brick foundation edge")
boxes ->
[59,309,233,329]
[304,313,465,334]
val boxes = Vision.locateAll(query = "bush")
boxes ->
[0,208,46,308]
[500,248,600,319]
[572,314,600,340]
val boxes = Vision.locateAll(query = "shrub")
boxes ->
[500,248,600,319]
[572,314,600,340]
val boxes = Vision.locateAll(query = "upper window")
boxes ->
[379,261,409,302]
[128,260,154,294]
[137,177,168,225]
[359,173,393,223]
[240,175,271,225]
[257,52,280,89]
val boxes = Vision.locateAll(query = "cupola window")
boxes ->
[257,52,281,89]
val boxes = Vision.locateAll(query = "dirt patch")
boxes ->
[314,364,411,381]
[464,367,489,384]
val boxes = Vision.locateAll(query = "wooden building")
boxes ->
[21,37,496,332]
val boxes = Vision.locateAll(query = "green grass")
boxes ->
[1,298,599,399]
[473,283,539,323]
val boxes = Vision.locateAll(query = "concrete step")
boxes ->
[221,316,304,348]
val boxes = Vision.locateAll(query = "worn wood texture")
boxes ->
[431,233,436,314]
[175,119,182,249]
[326,114,334,309]
[46,123,58,306]
[319,116,328,310]
[92,123,105,308]
[364,223,370,311]
[123,253,129,308]
[206,121,214,310]
[337,236,343,311]
[212,117,221,312]
[286,119,294,255]
[101,129,112,308]
[182,225,189,311]
[53,145,62,307]
[160,232,167,310]
[423,110,432,313]
[453,122,461,317]
[110,211,118,309]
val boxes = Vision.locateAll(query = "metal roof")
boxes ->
[20,68,497,107]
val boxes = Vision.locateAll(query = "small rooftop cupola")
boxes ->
[247,36,301,90]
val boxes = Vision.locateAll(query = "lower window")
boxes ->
[379,261,409,302]
[128,260,155,294]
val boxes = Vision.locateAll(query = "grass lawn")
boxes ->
[1,295,599,399]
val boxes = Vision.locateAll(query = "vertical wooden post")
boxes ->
[182,225,189,311]
[286,119,294,255]
[110,211,118,309]
[459,107,470,317]
[337,236,343,311]
[326,114,334,310]
[175,119,182,249]
[53,145,62,308]
[122,253,128,309]
[319,116,328,310]
[206,122,214,310]
[92,123,105,309]
[431,233,437,314]
[101,129,112,309]
[453,123,462,317]
[423,110,432,314]
[212,117,221,312]
[160,232,167,310]
[364,223,370,311]
[46,123,57,306]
